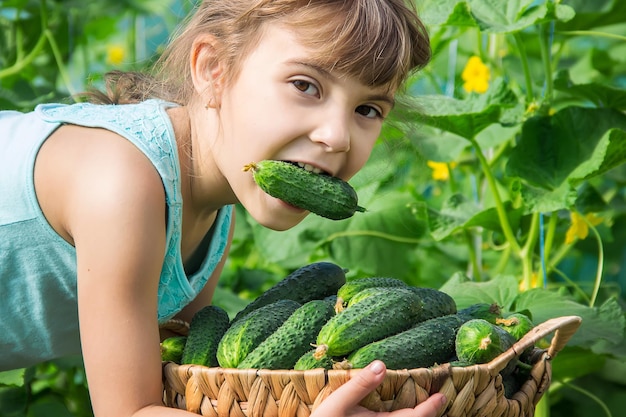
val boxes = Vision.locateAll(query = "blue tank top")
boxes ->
[0,99,233,370]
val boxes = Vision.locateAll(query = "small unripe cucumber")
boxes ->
[346,314,466,369]
[314,287,423,359]
[232,262,346,323]
[217,299,301,368]
[181,305,230,367]
[243,160,365,220]
[455,318,517,365]
[161,336,187,364]
[238,299,336,369]
[496,312,534,341]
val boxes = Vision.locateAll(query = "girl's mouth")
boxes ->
[284,160,329,176]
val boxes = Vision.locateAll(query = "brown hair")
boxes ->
[85,0,430,105]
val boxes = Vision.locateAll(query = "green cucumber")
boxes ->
[314,287,423,360]
[408,287,457,320]
[496,312,534,341]
[232,262,346,323]
[455,319,517,365]
[335,277,408,312]
[458,302,502,323]
[217,299,300,368]
[244,160,365,220]
[294,349,335,370]
[238,299,336,369]
[161,336,187,364]
[181,305,230,367]
[346,314,466,369]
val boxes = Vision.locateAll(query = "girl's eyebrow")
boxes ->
[286,59,396,109]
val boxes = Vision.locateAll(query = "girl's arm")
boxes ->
[65,128,191,417]
[54,127,443,417]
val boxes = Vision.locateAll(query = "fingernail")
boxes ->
[439,394,447,406]
[369,360,384,375]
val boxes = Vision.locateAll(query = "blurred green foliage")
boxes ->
[1,0,626,416]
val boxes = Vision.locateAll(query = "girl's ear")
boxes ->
[190,34,224,108]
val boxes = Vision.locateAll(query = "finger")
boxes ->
[412,393,447,417]
[384,393,447,417]
[317,360,387,415]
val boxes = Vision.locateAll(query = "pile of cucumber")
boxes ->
[161,262,536,397]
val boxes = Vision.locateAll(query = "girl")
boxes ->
[0,1,444,416]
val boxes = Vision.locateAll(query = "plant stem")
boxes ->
[521,211,541,288]
[0,33,47,80]
[584,219,604,308]
[558,30,626,42]
[45,30,77,97]
[557,380,613,417]
[469,137,521,255]
[317,230,423,247]
[512,32,535,104]
[464,229,483,281]
[539,23,554,103]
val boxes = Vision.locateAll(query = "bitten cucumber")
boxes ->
[217,299,300,368]
[232,262,346,323]
[314,287,423,359]
[181,305,230,367]
[244,160,365,220]
[238,299,336,369]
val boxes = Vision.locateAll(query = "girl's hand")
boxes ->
[311,361,447,417]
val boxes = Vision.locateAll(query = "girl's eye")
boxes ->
[292,80,319,97]
[356,105,383,119]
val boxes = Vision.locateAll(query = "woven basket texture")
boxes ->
[161,315,581,417]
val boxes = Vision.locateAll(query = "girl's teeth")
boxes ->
[297,162,322,174]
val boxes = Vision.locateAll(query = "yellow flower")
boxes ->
[462,56,490,94]
[427,161,456,181]
[106,44,125,66]
[565,212,603,244]
[519,272,539,292]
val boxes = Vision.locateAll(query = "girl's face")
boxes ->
[210,24,395,230]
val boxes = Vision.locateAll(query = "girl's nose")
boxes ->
[309,110,351,153]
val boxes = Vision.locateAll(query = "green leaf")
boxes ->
[0,369,25,388]
[506,107,626,192]
[550,347,606,382]
[513,291,625,353]
[328,191,427,279]
[554,70,626,110]
[558,0,626,30]
[396,78,520,140]
[469,0,548,33]
[439,273,520,310]
[418,0,477,27]
[428,194,522,240]
[515,180,578,214]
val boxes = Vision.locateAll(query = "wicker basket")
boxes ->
[161,315,581,417]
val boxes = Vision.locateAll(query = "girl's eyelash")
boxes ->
[291,79,384,119]
[356,105,384,119]
[292,79,319,96]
